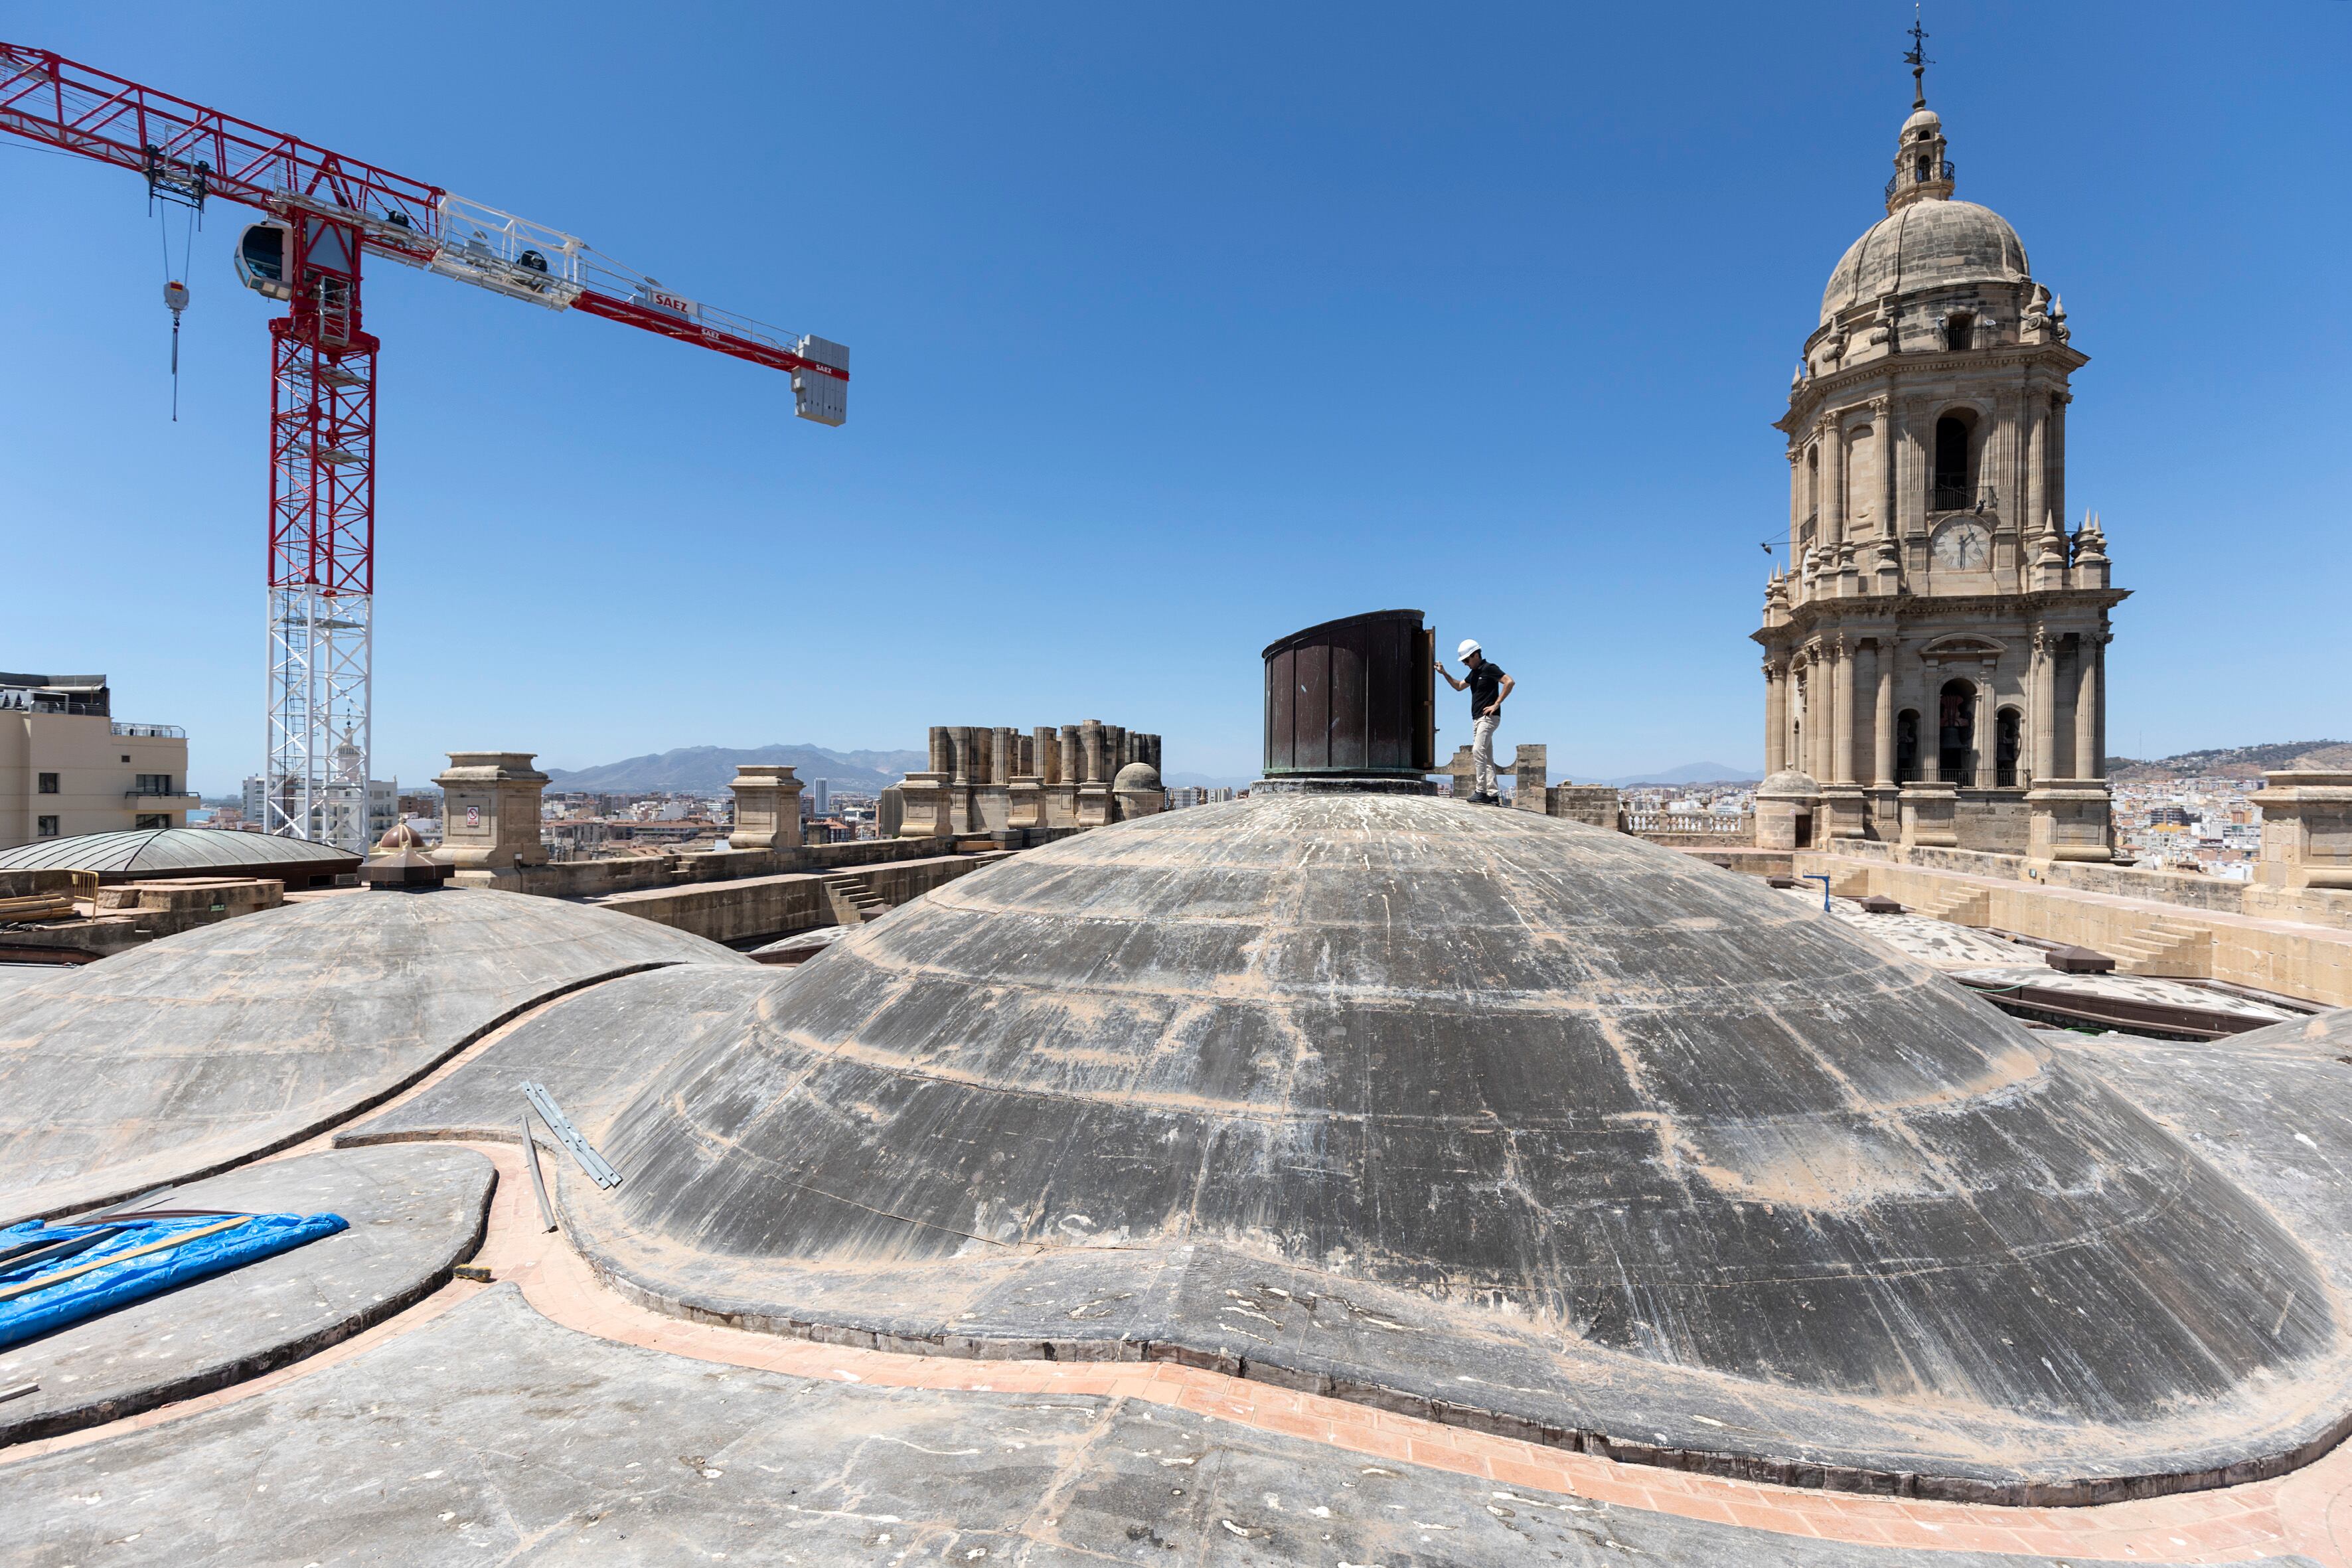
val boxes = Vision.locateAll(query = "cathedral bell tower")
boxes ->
[1753,33,2126,862]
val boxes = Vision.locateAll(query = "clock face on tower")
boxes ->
[1932,518,1992,570]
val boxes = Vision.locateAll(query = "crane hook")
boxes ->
[163,278,190,422]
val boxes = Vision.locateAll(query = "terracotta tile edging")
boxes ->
[0,1137,2333,1565]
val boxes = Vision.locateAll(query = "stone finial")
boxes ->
[431,752,550,870]
[728,764,805,851]
[2252,771,2352,892]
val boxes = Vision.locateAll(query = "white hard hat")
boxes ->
[1457,639,1481,659]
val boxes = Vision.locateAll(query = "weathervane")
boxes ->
[1905,5,1934,110]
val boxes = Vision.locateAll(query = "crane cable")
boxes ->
[157,199,196,421]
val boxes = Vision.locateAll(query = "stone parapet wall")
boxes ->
[587,852,1000,945]
[1813,835,2352,929]
[1792,849,2352,1007]
[447,835,952,900]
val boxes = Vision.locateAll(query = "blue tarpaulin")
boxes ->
[0,1210,347,1350]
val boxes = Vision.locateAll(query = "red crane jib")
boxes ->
[0,42,847,383]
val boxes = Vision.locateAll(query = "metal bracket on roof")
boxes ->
[521,1081,621,1190]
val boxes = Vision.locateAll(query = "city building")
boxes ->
[0,671,191,851]
[1754,83,2122,861]
[242,774,399,844]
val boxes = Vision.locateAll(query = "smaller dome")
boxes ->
[1903,107,1941,136]
[1820,199,2029,325]
[376,821,423,853]
[1758,769,1822,798]
[1113,761,1162,791]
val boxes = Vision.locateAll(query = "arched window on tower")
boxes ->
[1895,709,1920,785]
[1938,678,1976,783]
[1996,708,2022,787]
[1946,312,1974,351]
[1915,153,1931,183]
[1931,414,1974,510]
[1806,445,1818,525]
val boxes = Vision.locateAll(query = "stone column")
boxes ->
[1972,677,1995,789]
[2049,394,2069,540]
[1874,401,1895,538]
[1105,725,1127,773]
[1763,663,1786,776]
[1919,654,1939,784]
[1873,640,1896,786]
[2030,633,2057,786]
[1060,726,1081,783]
[1821,420,1846,543]
[2024,392,2047,536]
[1831,639,1853,783]
[2092,634,2108,780]
[432,752,550,873]
[991,727,1013,785]
[1077,721,1112,827]
[950,727,973,787]
[1034,727,1060,785]
[927,726,952,776]
[2073,635,2099,783]
[726,764,805,851]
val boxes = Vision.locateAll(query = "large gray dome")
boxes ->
[1820,197,2028,325]
[580,792,2338,1490]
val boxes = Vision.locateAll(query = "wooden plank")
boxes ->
[0,1215,251,1303]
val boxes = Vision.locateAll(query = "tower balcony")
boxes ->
[1928,480,1998,515]
[1885,159,1958,205]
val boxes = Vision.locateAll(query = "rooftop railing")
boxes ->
[1928,481,1998,514]
[111,722,186,738]
[1885,160,1956,202]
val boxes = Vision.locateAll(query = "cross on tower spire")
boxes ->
[1905,5,1934,110]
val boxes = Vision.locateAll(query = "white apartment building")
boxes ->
[0,672,193,851]
[242,775,400,844]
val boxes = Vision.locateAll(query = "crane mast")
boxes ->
[0,43,849,852]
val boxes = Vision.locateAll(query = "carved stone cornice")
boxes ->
[1751,585,2132,651]
[1780,344,2090,434]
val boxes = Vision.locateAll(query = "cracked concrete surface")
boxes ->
[0,1286,2197,1567]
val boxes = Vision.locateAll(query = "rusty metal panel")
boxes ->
[1326,635,1366,769]
[1261,610,1430,777]
[1265,647,1293,775]
[1292,641,1330,771]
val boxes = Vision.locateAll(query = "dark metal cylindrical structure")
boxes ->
[1262,609,1435,780]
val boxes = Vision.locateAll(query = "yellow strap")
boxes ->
[0,1215,252,1303]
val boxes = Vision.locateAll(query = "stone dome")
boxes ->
[1820,198,2028,325]
[580,792,2337,1487]
[1757,768,1822,797]
[1113,760,1161,791]
[0,888,751,1223]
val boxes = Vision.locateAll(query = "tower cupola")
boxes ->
[1887,15,1954,212]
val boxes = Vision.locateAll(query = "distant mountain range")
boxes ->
[1586,763,1763,787]
[545,744,927,795]
[2106,741,2352,782]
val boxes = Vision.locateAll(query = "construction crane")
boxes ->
[0,43,850,852]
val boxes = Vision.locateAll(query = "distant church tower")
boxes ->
[1753,31,2125,861]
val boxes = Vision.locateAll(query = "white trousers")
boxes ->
[1472,714,1500,797]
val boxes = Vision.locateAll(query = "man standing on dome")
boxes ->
[1437,639,1514,804]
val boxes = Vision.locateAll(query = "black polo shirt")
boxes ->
[1466,660,1505,720]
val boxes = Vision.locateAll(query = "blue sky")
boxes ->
[4,3,2345,792]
